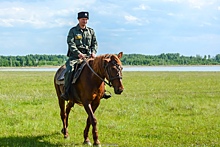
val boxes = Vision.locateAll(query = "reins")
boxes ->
[83,58,112,87]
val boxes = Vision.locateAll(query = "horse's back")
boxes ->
[54,65,66,85]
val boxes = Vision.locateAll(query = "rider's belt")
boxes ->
[79,48,89,54]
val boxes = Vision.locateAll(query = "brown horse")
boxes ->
[54,52,124,146]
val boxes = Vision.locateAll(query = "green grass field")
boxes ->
[0,71,219,147]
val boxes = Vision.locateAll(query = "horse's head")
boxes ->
[104,52,124,94]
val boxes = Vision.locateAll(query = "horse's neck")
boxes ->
[91,56,105,79]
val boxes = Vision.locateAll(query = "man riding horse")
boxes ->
[61,11,111,100]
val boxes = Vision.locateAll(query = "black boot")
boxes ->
[102,91,111,99]
[61,68,72,101]
[60,86,69,101]
[60,92,69,101]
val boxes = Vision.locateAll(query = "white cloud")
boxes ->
[0,5,70,28]
[134,4,151,10]
[1,0,220,56]
[163,0,181,3]
[167,12,174,16]
[124,15,138,22]
[124,14,147,26]
[187,0,217,9]
[199,21,212,27]
[0,19,13,27]
[188,0,204,9]
[0,0,97,28]
[164,0,217,10]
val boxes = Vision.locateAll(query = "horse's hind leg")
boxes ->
[54,83,69,138]
[60,99,74,138]
[58,97,69,138]
[65,100,74,132]
[56,84,73,138]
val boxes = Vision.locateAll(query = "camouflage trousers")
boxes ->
[64,58,78,93]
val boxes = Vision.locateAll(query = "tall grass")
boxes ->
[0,71,219,146]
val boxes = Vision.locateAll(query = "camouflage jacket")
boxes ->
[67,24,98,59]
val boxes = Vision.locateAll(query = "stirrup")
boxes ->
[102,91,111,99]
[60,93,69,101]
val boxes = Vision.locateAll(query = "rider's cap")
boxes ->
[77,11,89,19]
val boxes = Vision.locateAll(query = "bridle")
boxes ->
[104,60,122,87]
[84,57,122,87]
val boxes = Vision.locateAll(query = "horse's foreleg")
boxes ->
[83,117,92,146]
[83,103,100,146]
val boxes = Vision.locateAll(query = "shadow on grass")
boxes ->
[0,134,121,146]
[0,133,68,147]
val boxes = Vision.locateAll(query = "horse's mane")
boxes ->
[88,54,121,75]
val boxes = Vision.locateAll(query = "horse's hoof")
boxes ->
[83,141,92,146]
[93,144,101,147]
[61,129,68,138]
[64,134,69,139]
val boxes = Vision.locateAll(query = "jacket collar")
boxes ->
[76,24,88,31]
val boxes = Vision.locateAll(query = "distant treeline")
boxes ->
[121,53,220,66]
[0,54,67,67]
[0,53,220,67]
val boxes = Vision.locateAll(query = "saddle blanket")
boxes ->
[55,61,86,85]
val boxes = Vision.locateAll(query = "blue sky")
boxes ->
[0,0,219,56]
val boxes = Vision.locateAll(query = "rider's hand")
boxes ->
[90,53,96,58]
[78,53,86,59]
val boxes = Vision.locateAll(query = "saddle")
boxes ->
[56,61,86,85]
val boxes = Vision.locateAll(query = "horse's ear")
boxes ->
[118,52,123,59]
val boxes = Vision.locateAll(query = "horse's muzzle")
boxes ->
[114,87,124,94]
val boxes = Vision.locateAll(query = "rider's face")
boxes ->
[78,18,88,27]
